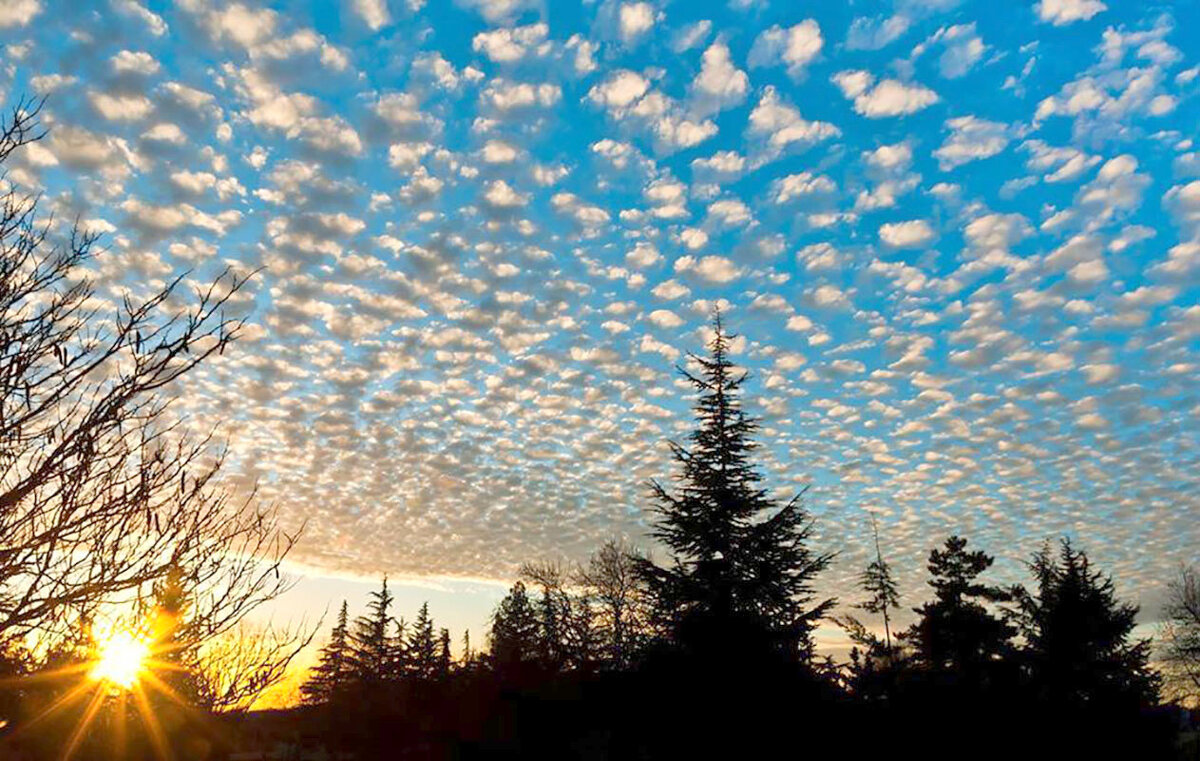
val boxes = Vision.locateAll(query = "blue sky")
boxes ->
[1,0,1198,645]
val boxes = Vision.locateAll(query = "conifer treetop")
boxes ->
[639,311,834,659]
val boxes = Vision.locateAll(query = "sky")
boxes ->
[0,0,1198,649]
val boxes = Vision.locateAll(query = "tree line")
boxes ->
[299,581,455,703]
[293,312,1200,759]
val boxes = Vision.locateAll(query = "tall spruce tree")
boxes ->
[301,601,353,704]
[637,313,833,659]
[408,602,437,679]
[490,582,540,668]
[461,629,475,669]
[393,616,409,675]
[1014,539,1159,708]
[437,628,452,677]
[351,578,399,684]
[904,536,1014,679]
[537,584,564,668]
[567,595,599,671]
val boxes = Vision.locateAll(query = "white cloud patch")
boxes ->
[771,172,836,204]
[745,87,840,164]
[483,179,529,210]
[916,23,986,79]
[1164,180,1200,240]
[626,242,662,269]
[832,70,939,117]
[879,219,936,248]
[618,2,658,45]
[674,254,741,284]
[1033,18,1179,142]
[933,116,1010,170]
[587,69,650,111]
[351,0,391,30]
[111,50,160,75]
[481,79,562,113]
[588,69,717,154]
[472,23,549,63]
[689,42,748,118]
[747,20,823,78]
[454,0,539,24]
[846,14,911,51]
[551,192,611,231]
[1036,0,1106,26]
[89,92,154,122]
[114,0,167,36]
[0,0,41,28]
[671,19,711,52]
[1022,140,1100,183]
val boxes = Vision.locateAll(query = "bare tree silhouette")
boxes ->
[1163,564,1200,705]
[0,98,300,648]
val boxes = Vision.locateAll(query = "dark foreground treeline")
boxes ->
[275,319,1193,761]
[282,542,1182,761]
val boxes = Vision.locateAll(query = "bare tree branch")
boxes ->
[0,102,298,667]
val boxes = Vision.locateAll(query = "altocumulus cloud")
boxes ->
[1,0,1197,619]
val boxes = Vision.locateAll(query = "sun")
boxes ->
[90,631,150,690]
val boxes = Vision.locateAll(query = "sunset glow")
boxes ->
[90,631,150,691]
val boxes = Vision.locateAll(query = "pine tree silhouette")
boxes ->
[301,600,354,704]
[437,628,452,677]
[490,582,540,669]
[904,536,1014,680]
[1015,539,1159,708]
[567,594,598,672]
[461,629,474,670]
[537,583,563,669]
[351,578,399,685]
[392,615,409,677]
[636,312,833,659]
[408,602,437,679]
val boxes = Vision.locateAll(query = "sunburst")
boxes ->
[6,614,195,760]
[90,631,151,691]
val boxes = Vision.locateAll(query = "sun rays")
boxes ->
[90,631,151,691]
[3,616,197,761]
